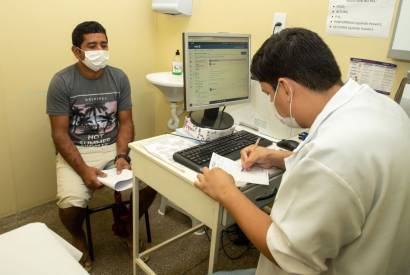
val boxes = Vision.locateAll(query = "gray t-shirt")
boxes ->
[47,64,132,147]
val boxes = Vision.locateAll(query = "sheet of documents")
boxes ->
[98,168,133,191]
[326,0,395,38]
[143,134,200,172]
[209,153,269,186]
[348,58,396,95]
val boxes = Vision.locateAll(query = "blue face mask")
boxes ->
[272,82,301,128]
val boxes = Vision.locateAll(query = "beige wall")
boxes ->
[0,0,158,218]
[1,0,410,218]
[154,0,410,133]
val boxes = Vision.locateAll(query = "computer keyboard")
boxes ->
[173,130,273,172]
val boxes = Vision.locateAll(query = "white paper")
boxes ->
[348,58,397,95]
[98,168,133,191]
[143,134,200,172]
[326,0,395,38]
[209,153,269,186]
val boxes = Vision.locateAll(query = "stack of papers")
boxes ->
[143,134,200,171]
[97,168,133,191]
[209,153,269,186]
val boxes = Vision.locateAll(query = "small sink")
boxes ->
[146,72,184,102]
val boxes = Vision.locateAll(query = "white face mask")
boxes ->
[80,49,109,71]
[272,82,301,128]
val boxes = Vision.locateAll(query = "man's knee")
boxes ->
[57,194,89,209]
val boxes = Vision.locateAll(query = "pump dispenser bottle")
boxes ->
[172,50,183,75]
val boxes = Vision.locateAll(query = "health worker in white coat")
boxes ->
[195,28,410,275]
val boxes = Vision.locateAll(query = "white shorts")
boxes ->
[56,144,116,209]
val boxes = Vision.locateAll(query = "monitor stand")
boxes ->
[190,108,234,130]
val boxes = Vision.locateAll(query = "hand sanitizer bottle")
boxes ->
[172,50,183,75]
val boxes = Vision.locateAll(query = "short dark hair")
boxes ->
[251,28,342,91]
[72,21,107,48]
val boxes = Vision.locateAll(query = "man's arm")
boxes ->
[115,109,134,172]
[49,115,104,189]
[195,168,276,263]
[222,184,276,262]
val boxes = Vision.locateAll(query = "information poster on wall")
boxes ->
[348,58,397,95]
[327,0,396,37]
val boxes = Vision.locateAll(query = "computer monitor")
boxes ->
[183,32,251,130]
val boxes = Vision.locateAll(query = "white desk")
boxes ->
[129,134,283,274]
[0,223,87,275]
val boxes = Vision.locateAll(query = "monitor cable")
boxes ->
[204,225,254,260]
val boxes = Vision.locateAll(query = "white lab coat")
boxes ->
[256,79,410,275]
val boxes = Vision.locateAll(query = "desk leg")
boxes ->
[133,177,140,275]
[208,205,223,274]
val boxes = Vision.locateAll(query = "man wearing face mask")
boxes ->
[195,28,410,275]
[46,21,156,269]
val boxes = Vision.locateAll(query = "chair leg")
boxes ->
[85,208,95,261]
[144,211,152,243]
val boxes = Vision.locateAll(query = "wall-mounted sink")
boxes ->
[146,72,184,129]
[146,72,184,103]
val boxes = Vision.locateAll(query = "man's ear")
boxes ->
[281,79,293,103]
[71,46,83,60]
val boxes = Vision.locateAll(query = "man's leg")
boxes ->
[58,206,87,254]
[56,152,94,266]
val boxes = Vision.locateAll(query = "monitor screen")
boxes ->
[183,32,251,112]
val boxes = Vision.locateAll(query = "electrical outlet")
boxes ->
[273,12,287,34]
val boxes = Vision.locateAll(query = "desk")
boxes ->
[0,223,87,275]
[129,134,282,274]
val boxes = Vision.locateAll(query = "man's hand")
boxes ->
[241,146,276,170]
[194,167,236,202]
[241,146,291,171]
[115,158,131,174]
[79,166,106,190]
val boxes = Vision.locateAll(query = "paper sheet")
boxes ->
[348,58,397,95]
[326,0,395,38]
[143,134,200,172]
[209,153,269,186]
[98,168,133,191]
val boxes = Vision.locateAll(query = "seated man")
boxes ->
[46,21,156,269]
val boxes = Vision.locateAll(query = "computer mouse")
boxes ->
[276,139,300,151]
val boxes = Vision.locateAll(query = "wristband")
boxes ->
[114,153,131,164]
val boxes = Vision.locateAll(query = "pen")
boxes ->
[242,137,261,171]
[254,137,261,148]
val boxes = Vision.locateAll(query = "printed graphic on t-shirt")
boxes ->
[69,92,119,146]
